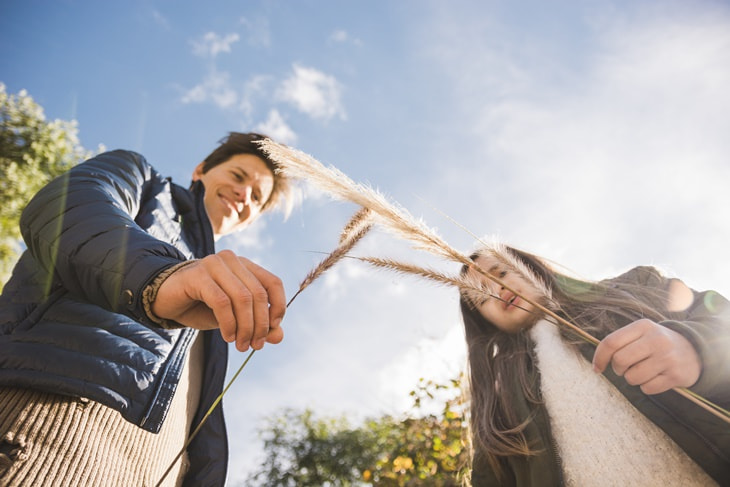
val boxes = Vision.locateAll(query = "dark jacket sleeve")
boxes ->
[661,290,730,406]
[19,149,187,325]
[606,265,730,405]
[599,266,730,484]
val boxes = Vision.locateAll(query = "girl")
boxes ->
[460,243,730,486]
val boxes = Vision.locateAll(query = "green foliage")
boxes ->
[0,83,93,287]
[246,377,470,487]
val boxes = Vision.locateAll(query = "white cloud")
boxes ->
[238,75,271,119]
[330,29,349,43]
[218,218,270,254]
[255,109,298,145]
[240,16,271,47]
[191,31,240,58]
[419,6,730,294]
[180,70,238,109]
[194,6,730,485]
[150,9,170,31]
[376,325,466,415]
[277,64,347,121]
[328,29,362,46]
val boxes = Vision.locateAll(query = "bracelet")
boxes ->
[142,259,198,329]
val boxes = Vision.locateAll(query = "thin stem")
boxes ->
[156,209,373,486]
[674,387,730,424]
[465,261,600,346]
[155,348,257,487]
[357,255,729,424]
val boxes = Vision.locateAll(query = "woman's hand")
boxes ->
[592,318,702,394]
[152,250,286,352]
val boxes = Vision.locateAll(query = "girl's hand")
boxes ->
[592,318,701,394]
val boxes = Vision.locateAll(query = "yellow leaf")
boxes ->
[393,455,414,472]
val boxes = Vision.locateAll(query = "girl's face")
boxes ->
[469,254,541,333]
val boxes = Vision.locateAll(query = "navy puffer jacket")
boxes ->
[0,150,228,486]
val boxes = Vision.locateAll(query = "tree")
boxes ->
[0,83,93,287]
[246,376,470,487]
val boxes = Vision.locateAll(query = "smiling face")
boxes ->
[192,153,274,238]
[469,253,542,333]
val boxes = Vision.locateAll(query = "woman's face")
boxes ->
[469,253,541,333]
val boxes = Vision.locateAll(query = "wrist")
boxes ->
[142,259,198,329]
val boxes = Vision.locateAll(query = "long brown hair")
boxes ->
[460,245,673,476]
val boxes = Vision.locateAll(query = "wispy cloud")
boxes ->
[329,29,363,46]
[417,5,730,290]
[255,109,297,144]
[180,69,238,109]
[217,219,272,260]
[180,59,347,144]
[191,31,240,58]
[277,64,347,121]
[238,75,272,119]
[150,9,171,31]
[240,16,271,47]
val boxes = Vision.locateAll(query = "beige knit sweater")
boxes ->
[0,333,204,487]
[530,320,717,487]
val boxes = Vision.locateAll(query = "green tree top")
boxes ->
[0,83,95,287]
[246,376,470,487]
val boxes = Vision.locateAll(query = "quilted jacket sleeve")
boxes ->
[609,266,730,406]
[19,149,187,325]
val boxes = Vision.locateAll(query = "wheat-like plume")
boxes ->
[259,138,730,426]
[261,140,605,342]
[261,140,596,336]
[354,256,484,295]
[339,207,373,245]
[259,139,468,266]
[155,208,373,487]
[259,139,598,341]
[289,208,374,306]
[474,241,556,310]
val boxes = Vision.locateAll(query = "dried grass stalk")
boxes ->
[156,208,374,486]
[288,208,374,306]
[259,139,468,265]
[260,138,729,425]
[357,256,486,295]
[339,207,373,245]
[260,138,594,343]
[474,241,555,309]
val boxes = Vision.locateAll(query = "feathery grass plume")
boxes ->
[355,256,489,297]
[259,138,730,425]
[288,208,374,306]
[474,241,555,310]
[359,256,730,425]
[156,209,374,486]
[339,207,373,245]
[356,260,730,424]
[259,139,597,343]
[259,139,468,266]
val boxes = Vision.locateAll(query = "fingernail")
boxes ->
[240,341,250,352]
[254,338,266,350]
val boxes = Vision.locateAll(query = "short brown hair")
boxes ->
[201,132,294,216]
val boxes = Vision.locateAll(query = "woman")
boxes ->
[460,243,730,486]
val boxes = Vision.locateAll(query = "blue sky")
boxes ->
[3,0,730,483]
